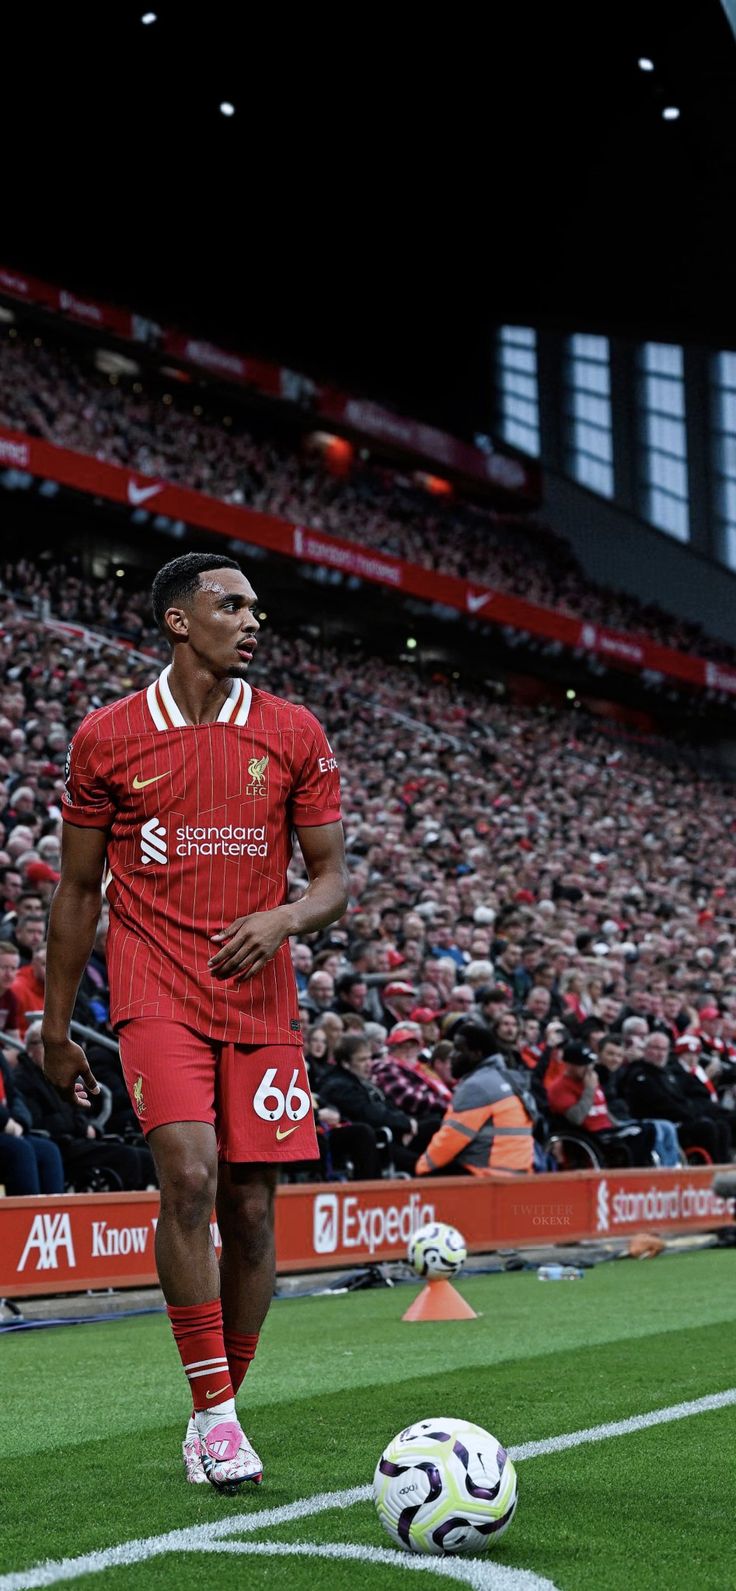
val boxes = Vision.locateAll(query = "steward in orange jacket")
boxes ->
[415,1020,535,1176]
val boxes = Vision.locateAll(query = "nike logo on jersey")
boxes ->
[132,772,169,789]
[275,1123,299,1141]
[205,1385,231,1401]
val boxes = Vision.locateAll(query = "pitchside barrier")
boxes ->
[1,1167,733,1298]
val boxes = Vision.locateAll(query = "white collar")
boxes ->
[146,665,252,730]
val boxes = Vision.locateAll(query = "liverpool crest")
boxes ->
[247,754,269,791]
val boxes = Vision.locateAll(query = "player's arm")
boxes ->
[41,822,108,1106]
[209,821,349,981]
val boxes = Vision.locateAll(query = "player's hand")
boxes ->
[42,1036,100,1108]
[208,907,291,981]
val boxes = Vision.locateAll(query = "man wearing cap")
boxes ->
[545,1041,658,1165]
[371,1024,451,1121]
[696,1008,736,1094]
[380,980,417,1030]
[24,859,61,901]
[409,1006,442,1051]
[673,1033,736,1137]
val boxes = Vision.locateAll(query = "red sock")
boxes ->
[224,1329,259,1397]
[167,1299,234,1414]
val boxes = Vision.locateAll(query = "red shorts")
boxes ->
[118,1019,319,1164]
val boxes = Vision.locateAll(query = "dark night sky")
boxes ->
[3,1,736,435]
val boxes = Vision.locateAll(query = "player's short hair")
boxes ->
[151,553,242,637]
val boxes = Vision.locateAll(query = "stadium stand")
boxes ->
[2,325,736,664]
[1,556,735,1183]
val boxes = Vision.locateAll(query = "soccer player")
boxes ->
[41,553,348,1493]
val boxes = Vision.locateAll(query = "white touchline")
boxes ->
[509,1388,736,1460]
[2,1390,734,1591]
[194,1539,558,1590]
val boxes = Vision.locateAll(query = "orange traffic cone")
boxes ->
[402,1278,479,1323]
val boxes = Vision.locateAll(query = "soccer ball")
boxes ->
[373,1417,518,1554]
[408,1221,467,1278]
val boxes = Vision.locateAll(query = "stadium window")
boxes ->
[637,342,689,541]
[497,326,540,456]
[563,334,613,498]
[712,351,736,569]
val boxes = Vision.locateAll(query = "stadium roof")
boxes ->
[3,1,736,431]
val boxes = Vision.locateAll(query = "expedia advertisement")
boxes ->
[1,1170,732,1297]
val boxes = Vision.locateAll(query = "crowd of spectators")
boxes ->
[2,326,735,663]
[1,556,735,1194]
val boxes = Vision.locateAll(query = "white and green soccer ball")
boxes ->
[373,1417,518,1554]
[407,1221,467,1278]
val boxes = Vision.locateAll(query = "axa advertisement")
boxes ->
[0,1169,732,1296]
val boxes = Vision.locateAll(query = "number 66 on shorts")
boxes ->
[118,1021,320,1162]
[253,1067,312,1122]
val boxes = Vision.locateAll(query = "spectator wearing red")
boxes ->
[25,859,60,899]
[674,1034,719,1101]
[0,940,22,1046]
[380,980,417,1029]
[409,1006,443,1050]
[695,1007,736,1091]
[545,1041,657,1165]
[11,943,45,1037]
[371,1024,450,1119]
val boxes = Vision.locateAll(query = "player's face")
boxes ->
[178,568,261,679]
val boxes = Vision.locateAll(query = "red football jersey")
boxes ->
[62,665,341,1043]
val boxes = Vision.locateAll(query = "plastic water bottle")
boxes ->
[537,1264,584,1281]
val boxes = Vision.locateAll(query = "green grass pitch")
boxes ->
[2,1249,734,1590]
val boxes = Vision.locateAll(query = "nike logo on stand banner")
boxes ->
[132,772,169,789]
[276,1123,300,1141]
[127,480,164,506]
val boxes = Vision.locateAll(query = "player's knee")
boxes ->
[221,1184,274,1253]
[159,1158,216,1225]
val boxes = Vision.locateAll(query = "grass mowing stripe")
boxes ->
[6,1251,735,1459]
[2,1389,731,1591]
[510,1388,736,1459]
[2,1313,734,1574]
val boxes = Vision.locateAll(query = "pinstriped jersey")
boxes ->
[61,665,341,1043]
